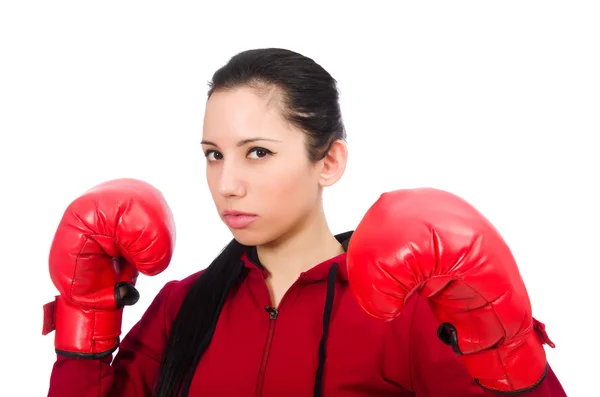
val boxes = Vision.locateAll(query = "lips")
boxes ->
[222,211,258,229]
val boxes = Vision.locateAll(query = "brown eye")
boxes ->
[247,147,273,159]
[205,150,223,161]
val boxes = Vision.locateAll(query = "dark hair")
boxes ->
[153,48,346,397]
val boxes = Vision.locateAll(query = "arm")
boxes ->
[43,178,176,397]
[347,188,562,393]
[47,281,175,397]
[408,295,567,397]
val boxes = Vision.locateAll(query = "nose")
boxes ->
[217,160,246,198]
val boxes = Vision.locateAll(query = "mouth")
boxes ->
[223,210,256,217]
[222,211,258,229]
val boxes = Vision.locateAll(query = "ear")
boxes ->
[318,139,348,187]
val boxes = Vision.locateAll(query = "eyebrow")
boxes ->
[200,137,282,147]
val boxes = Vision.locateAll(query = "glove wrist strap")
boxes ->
[49,296,123,359]
[460,330,548,394]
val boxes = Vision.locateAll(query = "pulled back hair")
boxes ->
[153,48,346,397]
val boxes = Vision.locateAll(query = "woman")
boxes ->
[45,48,567,396]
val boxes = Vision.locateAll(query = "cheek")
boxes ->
[205,167,222,201]
[254,161,317,212]
[205,167,216,192]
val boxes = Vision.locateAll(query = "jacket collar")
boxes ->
[240,231,353,282]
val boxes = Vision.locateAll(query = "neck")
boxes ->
[256,204,344,280]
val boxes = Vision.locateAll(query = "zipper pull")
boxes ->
[264,305,278,320]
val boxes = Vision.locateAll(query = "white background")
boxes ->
[1,1,598,396]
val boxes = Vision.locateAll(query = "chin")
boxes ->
[229,228,274,247]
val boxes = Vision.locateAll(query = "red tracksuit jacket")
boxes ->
[47,235,567,396]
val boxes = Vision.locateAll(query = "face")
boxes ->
[202,86,327,246]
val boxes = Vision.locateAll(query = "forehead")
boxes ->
[203,86,295,142]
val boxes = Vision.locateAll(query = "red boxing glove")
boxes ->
[346,188,555,394]
[42,178,176,359]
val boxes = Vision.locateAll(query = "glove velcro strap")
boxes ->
[53,296,124,359]
[459,330,548,394]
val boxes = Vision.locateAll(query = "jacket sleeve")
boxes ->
[406,295,568,397]
[47,280,176,397]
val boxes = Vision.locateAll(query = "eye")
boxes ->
[204,150,223,162]
[247,147,274,159]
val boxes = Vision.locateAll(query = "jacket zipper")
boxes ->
[254,276,305,397]
[255,306,278,397]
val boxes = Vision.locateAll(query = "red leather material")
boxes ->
[43,178,175,357]
[347,187,554,393]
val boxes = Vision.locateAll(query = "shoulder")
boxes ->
[387,294,443,340]
[159,268,205,307]
[168,269,206,296]
[379,294,444,362]
[143,269,206,332]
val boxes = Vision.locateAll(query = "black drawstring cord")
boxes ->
[313,263,338,397]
